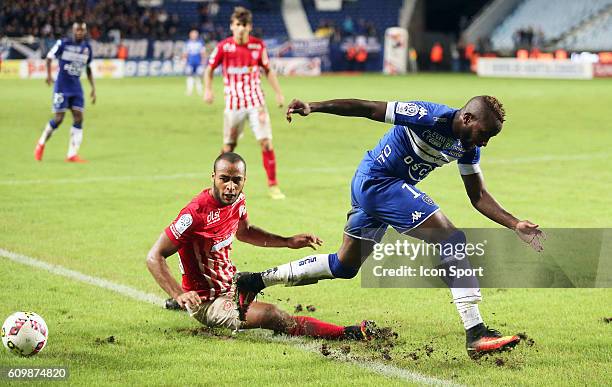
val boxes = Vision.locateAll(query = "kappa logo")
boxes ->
[174,213,193,235]
[239,205,247,219]
[411,211,425,222]
[207,209,221,224]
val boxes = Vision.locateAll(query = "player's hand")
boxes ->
[175,291,202,309]
[204,89,214,104]
[46,76,54,86]
[514,220,546,252]
[90,89,96,105]
[287,233,323,250]
[286,99,311,122]
[276,93,285,108]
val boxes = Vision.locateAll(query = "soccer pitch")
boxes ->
[0,74,611,385]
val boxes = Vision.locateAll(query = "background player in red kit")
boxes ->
[204,7,286,200]
[146,152,372,340]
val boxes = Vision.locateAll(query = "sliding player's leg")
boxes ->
[243,301,373,340]
[189,296,372,340]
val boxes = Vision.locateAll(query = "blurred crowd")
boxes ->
[512,26,546,50]
[314,15,377,41]
[0,0,181,40]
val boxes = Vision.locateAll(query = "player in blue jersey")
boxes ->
[34,22,96,163]
[183,29,206,96]
[234,96,546,359]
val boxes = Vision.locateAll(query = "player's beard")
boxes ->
[212,185,240,206]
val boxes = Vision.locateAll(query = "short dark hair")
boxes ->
[465,95,506,131]
[231,6,252,25]
[213,152,246,173]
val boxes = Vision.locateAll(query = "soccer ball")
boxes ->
[1,312,48,357]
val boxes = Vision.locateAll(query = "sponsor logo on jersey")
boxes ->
[207,209,221,225]
[248,43,262,50]
[226,65,255,75]
[222,42,236,52]
[211,234,234,252]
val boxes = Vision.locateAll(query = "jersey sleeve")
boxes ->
[46,39,63,59]
[164,206,201,247]
[457,146,482,175]
[207,42,223,69]
[384,101,435,127]
[86,43,93,65]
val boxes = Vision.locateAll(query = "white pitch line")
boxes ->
[0,249,165,306]
[0,153,608,186]
[0,247,461,386]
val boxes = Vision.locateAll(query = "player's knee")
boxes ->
[328,253,360,279]
[54,116,64,126]
[259,139,272,151]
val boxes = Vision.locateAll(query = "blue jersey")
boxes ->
[184,39,204,65]
[356,101,481,185]
[46,38,92,96]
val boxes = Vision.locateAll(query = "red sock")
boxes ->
[262,149,277,186]
[287,316,345,339]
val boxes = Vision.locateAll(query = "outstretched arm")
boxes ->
[461,173,545,251]
[236,218,323,250]
[286,98,387,123]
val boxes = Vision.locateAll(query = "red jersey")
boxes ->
[208,36,270,110]
[165,189,248,301]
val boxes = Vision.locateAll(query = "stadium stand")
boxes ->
[554,5,612,51]
[303,0,402,39]
[490,0,612,50]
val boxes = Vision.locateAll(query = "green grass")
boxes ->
[1,74,611,385]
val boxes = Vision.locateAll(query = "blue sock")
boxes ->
[49,119,58,129]
[72,122,82,129]
[328,253,360,279]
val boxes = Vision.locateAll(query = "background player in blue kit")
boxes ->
[34,22,96,163]
[235,96,546,359]
[183,29,206,96]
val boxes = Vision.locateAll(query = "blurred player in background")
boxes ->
[235,96,546,359]
[183,29,206,96]
[147,152,373,340]
[204,7,286,200]
[35,22,96,163]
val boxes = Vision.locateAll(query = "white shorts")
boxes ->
[188,295,243,330]
[223,105,272,145]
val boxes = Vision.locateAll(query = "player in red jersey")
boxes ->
[204,7,286,200]
[146,152,373,340]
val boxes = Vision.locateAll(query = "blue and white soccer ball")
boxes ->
[1,312,48,357]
